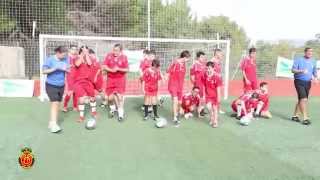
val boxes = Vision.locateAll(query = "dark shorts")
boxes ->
[46,83,65,102]
[294,79,311,100]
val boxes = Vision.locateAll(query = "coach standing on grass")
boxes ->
[291,47,317,125]
[43,46,69,133]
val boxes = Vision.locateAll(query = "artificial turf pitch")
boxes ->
[1,97,320,180]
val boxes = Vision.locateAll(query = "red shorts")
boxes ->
[206,97,218,106]
[181,104,193,113]
[105,77,126,96]
[243,79,258,92]
[74,81,95,98]
[169,90,183,101]
[94,74,104,92]
[145,90,158,96]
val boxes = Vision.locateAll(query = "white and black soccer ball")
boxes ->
[239,115,251,126]
[85,118,97,130]
[155,117,167,128]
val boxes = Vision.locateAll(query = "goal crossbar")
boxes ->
[39,34,231,101]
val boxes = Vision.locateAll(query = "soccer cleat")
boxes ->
[73,107,79,112]
[48,123,62,133]
[143,116,148,121]
[291,116,300,122]
[62,107,68,113]
[302,119,311,125]
[236,116,241,120]
[153,115,160,121]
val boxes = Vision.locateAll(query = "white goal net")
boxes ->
[39,34,231,101]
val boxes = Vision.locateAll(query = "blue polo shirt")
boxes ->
[43,55,69,87]
[292,56,317,81]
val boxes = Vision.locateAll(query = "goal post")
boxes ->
[39,34,231,102]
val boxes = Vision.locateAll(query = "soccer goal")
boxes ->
[39,34,231,102]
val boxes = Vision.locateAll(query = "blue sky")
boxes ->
[188,0,320,41]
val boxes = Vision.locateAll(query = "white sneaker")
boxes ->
[48,122,62,133]
[219,110,226,114]
[184,113,193,119]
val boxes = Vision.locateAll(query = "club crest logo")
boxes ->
[18,147,35,169]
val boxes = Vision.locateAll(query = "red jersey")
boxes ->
[142,67,162,93]
[167,59,186,92]
[256,89,269,109]
[202,72,222,98]
[73,62,92,83]
[66,55,78,89]
[190,61,206,85]
[240,56,257,82]
[103,52,129,78]
[88,56,101,83]
[182,93,200,108]
[139,58,152,72]
[238,91,258,111]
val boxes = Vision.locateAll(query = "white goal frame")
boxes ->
[39,34,231,101]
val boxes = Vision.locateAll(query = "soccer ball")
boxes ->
[155,117,167,128]
[239,115,251,126]
[85,118,97,130]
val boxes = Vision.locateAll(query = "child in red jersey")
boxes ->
[240,48,258,92]
[63,45,78,112]
[166,50,191,126]
[211,48,226,114]
[231,91,259,120]
[190,51,207,117]
[102,44,129,122]
[255,82,272,118]
[142,59,162,120]
[180,86,201,119]
[73,46,97,122]
[88,49,103,93]
[202,61,222,128]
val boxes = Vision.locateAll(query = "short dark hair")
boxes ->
[206,61,215,68]
[180,50,191,58]
[152,59,160,68]
[54,46,67,53]
[78,45,89,54]
[251,92,259,99]
[143,49,149,54]
[149,49,156,55]
[260,82,268,87]
[192,86,200,91]
[89,49,95,54]
[214,48,222,56]
[304,47,312,53]
[249,47,256,54]
[114,43,123,50]
[196,51,205,58]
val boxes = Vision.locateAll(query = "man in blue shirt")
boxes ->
[291,47,317,125]
[43,46,69,133]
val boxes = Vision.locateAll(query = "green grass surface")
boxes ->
[1,97,320,180]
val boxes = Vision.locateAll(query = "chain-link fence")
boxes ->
[0,0,318,79]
